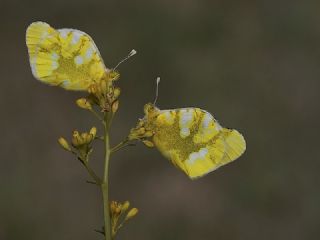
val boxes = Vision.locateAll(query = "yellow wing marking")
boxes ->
[184,128,246,179]
[26,22,57,78]
[26,21,108,90]
[219,129,246,164]
[193,111,221,144]
[156,111,176,125]
[26,22,56,58]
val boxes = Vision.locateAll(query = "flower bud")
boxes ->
[121,201,130,212]
[137,127,146,135]
[85,134,93,143]
[88,84,97,94]
[89,127,97,138]
[58,137,71,151]
[100,79,107,94]
[115,205,122,214]
[113,88,121,99]
[76,98,92,110]
[110,201,117,212]
[144,131,154,138]
[111,100,119,113]
[81,132,88,141]
[125,208,138,220]
[142,140,154,148]
[72,131,81,146]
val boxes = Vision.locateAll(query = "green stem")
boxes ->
[74,152,101,185]
[83,162,101,185]
[101,112,113,240]
[111,139,130,153]
[90,109,104,122]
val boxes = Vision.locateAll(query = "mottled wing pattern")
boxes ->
[152,108,246,179]
[26,22,108,90]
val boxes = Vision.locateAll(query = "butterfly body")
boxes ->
[26,22,109,90]
[141,103,246,179]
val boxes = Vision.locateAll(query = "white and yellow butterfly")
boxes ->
[134,100,246,179]
[26,21,112,90]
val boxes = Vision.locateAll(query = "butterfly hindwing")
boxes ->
[26,21,108,90]
[149,107,245,179]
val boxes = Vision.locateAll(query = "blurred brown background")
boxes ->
[1,0,320,239]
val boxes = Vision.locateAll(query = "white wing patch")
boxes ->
[85,46,94,60]
[186,148,209,165]
[74,55,84,65]
[71,31,81,44]
[179,109,194,138]
[58,29,69,39]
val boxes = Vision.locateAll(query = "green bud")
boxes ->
[125,208,138,221]
[112,100,119,113]
[72,131,82,146]
[76,98,92,110]
[142,140,154,148]
[89,127,97,138]
[121,201,130,212]
[58,137,71,151]
[114,88,121,99]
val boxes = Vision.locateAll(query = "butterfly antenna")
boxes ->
[153,77,161,105]
[113,49,137,70]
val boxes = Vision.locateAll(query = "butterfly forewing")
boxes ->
[26,22,107,90]
[151,107,246,179]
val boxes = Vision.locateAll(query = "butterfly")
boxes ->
[134,103,246,179]
[26,21,111,90]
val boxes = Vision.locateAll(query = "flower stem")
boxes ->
[90,109,104,122]
[101,111,113,240]
[83,162,101,185]
[111,139,131,153]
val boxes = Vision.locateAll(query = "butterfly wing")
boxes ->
[151,108,246,179]
[26,22,108,90]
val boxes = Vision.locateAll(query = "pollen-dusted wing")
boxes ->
[26,21,108,90]
[142,104,246,179]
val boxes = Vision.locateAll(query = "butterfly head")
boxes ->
[142,77,161,118]
[128,103,158,142]
[144,102,159,117]
[106,69,120,81]
[139,103,159,130]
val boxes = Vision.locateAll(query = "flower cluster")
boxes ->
[58,127,97,162]
[128,119,154,147]
[109,200,138,237]
[74,72,120,115]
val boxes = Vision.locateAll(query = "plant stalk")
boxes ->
[83,162,101,185]
[101,112,113,240]
[111,139,130,153]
